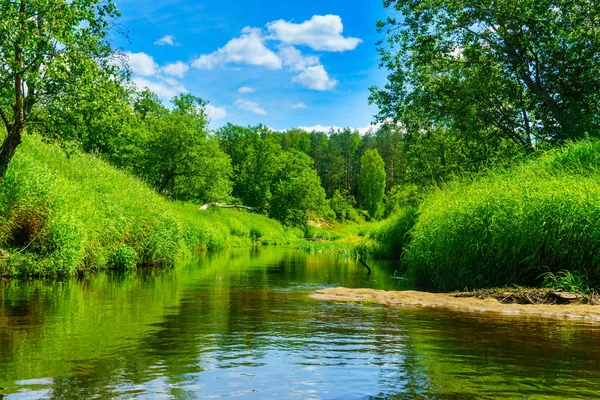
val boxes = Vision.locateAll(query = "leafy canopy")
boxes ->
[371,0,600,148]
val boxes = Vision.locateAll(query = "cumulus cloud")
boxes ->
[189,16,357,91]
[278,45,320,72]
[292,65,337,91]
[154,35,180,46]
[125,52,159,76]
[204,104,228,120]
[192,28,282,70]
[124,53,188,99]
[267,15,362,52]
[238,86,255,94]
[235,99,267,115]
[132,76,187,99]
[162,61,189,78]
[292,102,308,109]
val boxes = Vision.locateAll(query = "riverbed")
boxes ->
[1,248,600,398]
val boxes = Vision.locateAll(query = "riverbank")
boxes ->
[304,140,600,292]
[0,135,299,278]
[311,287,600,322]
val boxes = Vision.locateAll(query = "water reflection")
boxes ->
[1,248,599,399]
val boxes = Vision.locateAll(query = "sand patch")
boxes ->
[311,287,600,322]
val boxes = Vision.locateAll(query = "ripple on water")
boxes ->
[1,248,600,399]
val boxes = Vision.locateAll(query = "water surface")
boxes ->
[1,248,600,399]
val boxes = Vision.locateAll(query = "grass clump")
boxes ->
[363,207,417,259]
[540,270,592,294]
[0,135,298,278]
[403,139,600,291]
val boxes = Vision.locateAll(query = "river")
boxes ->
[1,248,599,399]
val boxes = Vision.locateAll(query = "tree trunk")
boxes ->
[0,1,27,179]
[0,123,24,178]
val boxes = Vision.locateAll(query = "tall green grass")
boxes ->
[0,135,298,277]
[403,140,600,291]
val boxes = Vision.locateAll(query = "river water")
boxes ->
[1,248,600,399]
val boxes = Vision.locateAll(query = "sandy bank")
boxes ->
[311,287,600,322]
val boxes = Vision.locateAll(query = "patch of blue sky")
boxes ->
[111,0,388,131]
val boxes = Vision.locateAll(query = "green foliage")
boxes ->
[541,270,591,294]
[270,150,327,226]
[0,0,122,175]
[217,125,328,226]
[403,139,600,291]
[123,94,233,203]
[329,190,358,222]
[383,184,419,218]
[0,135,298,278]
[218,124,283,212]
[372,0,600,148]
[110,244,137,271]
[358,149,386,220]
[367,207,418,259]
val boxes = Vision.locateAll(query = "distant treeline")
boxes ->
[28,81,525,227]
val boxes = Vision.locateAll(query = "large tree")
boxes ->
[135,94,233,202]
[0,0,121,177]
[371,0,600,149]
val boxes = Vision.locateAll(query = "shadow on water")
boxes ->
[1,247,600,399]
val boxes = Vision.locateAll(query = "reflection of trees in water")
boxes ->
[2,249,600,399]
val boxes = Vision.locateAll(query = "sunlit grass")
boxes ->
[0,135,298,277]
[404,139,600,291]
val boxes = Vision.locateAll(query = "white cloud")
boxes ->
[238,86,255,94]
[192,28,282,70]
[267,15,362,52]
[154,35,180,46]
[292,65,337,91]
[292,102,308,109]
[204,104,228,120]
[162,61,189,78]
[278,45,320,72]
[132,76,187,99]
[235,99,267,115]
[125,52,159,77]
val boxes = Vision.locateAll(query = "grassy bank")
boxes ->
[307,140,600,292]
[381,140,600,291]
[0,135,299,278]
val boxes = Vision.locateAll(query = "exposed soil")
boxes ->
[311,287,600,322]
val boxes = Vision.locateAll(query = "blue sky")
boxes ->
[113,0,388,131]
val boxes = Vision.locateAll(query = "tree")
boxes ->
[30,77,134,156]
[270,150,327,226]
[135,94,232,202]
[217,124,282,212]
[358,148,386,219]
[371,0,600,149]
[329,189,357,222]
[0,0,121,177]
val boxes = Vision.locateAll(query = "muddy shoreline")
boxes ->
[311,287,600,322]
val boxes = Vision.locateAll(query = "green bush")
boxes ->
[383,184,419,218]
